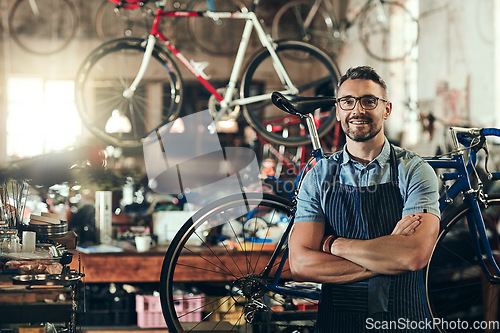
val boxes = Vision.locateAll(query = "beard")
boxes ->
[341,116,382,142]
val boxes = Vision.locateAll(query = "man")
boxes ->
[290,66,440,332]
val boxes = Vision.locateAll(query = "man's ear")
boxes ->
[336,105,341,122]
[383,102,392,120]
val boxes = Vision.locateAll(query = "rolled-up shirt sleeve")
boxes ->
[402,159,440,218]
[294,162,327,223]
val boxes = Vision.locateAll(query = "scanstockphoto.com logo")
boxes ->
[366,317,500,331]
[142,109,263,223]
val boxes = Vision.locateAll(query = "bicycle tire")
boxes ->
[75,37,183,148]
[160,193,318,332]
[426,194,500,333]
[9,0,78,55]
[241,41,340,147]
[358,1,418,62]
[271,0,338,54]
[187,0,248,57]
[95,0,153,40]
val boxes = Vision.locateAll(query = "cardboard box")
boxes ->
[153,211,194,244]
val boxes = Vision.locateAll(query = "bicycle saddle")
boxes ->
[271,92,336,117]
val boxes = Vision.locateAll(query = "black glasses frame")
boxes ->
[336,95,389,111]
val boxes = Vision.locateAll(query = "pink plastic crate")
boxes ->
[136,295,167,328]
[136,294,204,328]
[174,294,204,322]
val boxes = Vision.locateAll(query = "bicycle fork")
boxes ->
[123,34,157,99]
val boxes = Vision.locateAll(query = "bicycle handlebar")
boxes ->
[481,128,500,137]
[445,127,500,181]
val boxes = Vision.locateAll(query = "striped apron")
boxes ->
[314,146,431,332]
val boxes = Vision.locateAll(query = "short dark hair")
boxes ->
[338,66,388,97]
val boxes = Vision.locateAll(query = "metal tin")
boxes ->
[27,221,68,238]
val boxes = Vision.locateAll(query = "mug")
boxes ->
[135,235,153,252]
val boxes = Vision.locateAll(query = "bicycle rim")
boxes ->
[426,194,500,332]
[241,41,340,147]
[359,1,418,62]
[75,38,183,148]
[272,0,338,54]
[160,193,318,332]
[9,0,78,55]
[187,0,248,57]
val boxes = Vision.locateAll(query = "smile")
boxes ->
[349,120,370,125]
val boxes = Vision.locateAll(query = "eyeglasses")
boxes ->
[336,95,388,111]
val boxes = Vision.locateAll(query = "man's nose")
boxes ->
[352,100,366,114]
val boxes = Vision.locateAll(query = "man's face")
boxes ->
[336,79,392,143]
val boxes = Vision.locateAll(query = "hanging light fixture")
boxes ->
[105,109,132,134]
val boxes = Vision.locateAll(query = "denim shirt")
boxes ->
[294,138,440,224]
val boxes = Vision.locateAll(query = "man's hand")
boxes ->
[391,214,421,236]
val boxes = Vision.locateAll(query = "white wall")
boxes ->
[418,0,495,127]
[334,0,417,144]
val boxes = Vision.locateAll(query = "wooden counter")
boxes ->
[69,245,288,283]
[69,250,165,283]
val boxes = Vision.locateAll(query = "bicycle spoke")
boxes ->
[75,38,182,147]
[242,41,339,147]
[161,194,301,332]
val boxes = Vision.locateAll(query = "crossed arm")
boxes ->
[288,213,439,284]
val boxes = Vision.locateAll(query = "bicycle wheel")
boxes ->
[95,0,154,40]
[358,1,418,62]
[241,41,340,147]
[9,0,78,55]
[426,194,500,333]
[187,0,248,56]
[75,37,183,148]
[160,193,318,332]
[271,0,338,54]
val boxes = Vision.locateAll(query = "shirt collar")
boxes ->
[341,137,391,169]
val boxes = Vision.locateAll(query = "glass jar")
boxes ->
[0,229,19,253]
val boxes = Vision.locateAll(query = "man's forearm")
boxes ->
[330,214,439,275]
[330,236,417,274]
[290,246,379,284]
[330,231,436,275]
